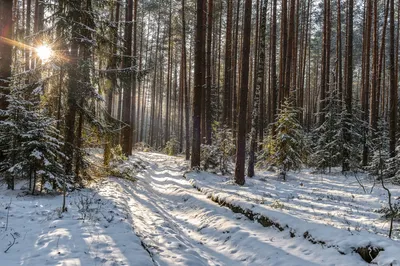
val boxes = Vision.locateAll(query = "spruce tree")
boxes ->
[268,99,306,180]
[312,89,342,173]
[0,70,66,193]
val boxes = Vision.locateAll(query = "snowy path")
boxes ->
[104,152,367,266]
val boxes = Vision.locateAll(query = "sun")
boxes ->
[35,45,53,61]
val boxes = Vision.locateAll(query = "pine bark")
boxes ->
[206,0,213,145]
[248,0,267,178]
[389,0,396,157]
[121,0,133,156]
[342,0,353,171]
[192,0,205,168]
[235,0,252,185]
[223,0,233,126]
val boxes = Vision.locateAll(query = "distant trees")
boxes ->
[1,0,400,188]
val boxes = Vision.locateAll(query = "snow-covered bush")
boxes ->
[164,136,180,156]
[110,144,127,163]
[201,123,235,174]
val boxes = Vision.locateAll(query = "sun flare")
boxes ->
[36,45,53,61]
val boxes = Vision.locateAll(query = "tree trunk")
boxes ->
[206,0,213,145]
[64,0,82,176]
[191,0,205,168]
[342,0,353,172]
[270,0,277,133]
[248,0,267,178]
[235,0,252,185]
[223,0,233,126]
[121,0,133,156]
[0,0,12,114]
[130,0,138,147]
[389,0,396,157]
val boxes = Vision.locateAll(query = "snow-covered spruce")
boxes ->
[0,73,66,193]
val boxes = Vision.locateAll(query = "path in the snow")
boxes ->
[105,152,367,266]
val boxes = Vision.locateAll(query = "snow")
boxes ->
[186,168,400,265]
[119,152,371,265]
[0,182,153,266]
[1,151,399,265]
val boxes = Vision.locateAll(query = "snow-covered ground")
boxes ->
[1,151,399,265]
[186,167,400,265]
[117,152,375,265]
[0,181,153,265]
[187,168,400,239]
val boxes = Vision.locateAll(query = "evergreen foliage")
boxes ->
[165,136,180,156]
[312,90,342,173]
[201,123,235,174]
[267,99,307,180]
[0,71,66,193]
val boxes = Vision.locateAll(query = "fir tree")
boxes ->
[268,99,307,180]
[340,101,366,172]
[0,71,66,193]
[312,89,342,173]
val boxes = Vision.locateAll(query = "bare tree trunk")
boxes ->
[206,0,213,145]
[248,0,267,178]
[121,0,133,156]
[192,0,205,168]
[130,0,138,147]
[342,0,353,172]
[223,0,233,126]
[235,0,252,185]
[389,0,396,157]
[361,0,372,165]
[270,0,277,133]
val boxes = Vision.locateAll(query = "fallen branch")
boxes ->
[4,233,17,253]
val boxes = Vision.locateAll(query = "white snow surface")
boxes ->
[186,167,400,265]
[0,182,153,265]
[1,151,399,265]
[121,152,370,265]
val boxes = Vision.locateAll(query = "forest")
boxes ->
[0,0,400,265]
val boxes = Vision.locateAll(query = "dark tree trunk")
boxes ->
[64,0,82,176]
[361,0,372,165]
[121,0,133,156]
[0,0,12,114]
[342,0,353,172]
[130,0,138,147]
[206,0,213,145]
[389,0,396,157]
[270,0,277,133]
[165,0,172,145]
[192,0,205,168]
[248,0,267,178]
[181,0,190,160]
[278,0,287,108]
[235,0,252,185]
[223,0,233,126]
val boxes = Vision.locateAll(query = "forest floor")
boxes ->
[0,151,399,265]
